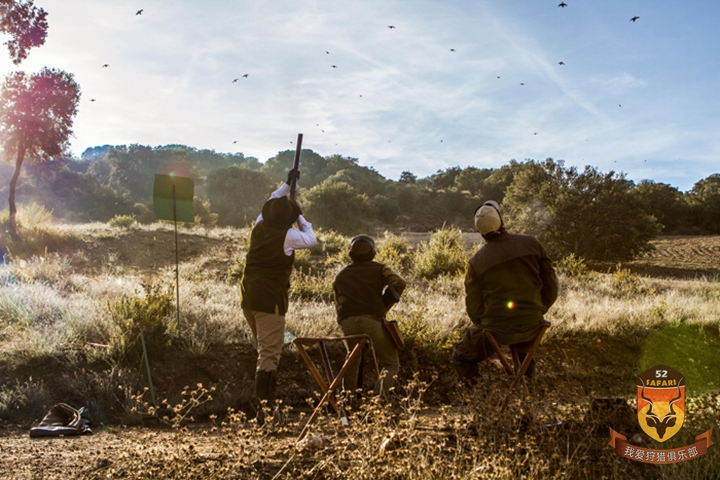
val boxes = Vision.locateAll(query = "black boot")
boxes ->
[255,370,277,425]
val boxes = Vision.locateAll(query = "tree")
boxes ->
[398,170,417,184]
[630,180,690,234]
[455,166,492,195]
[0,67,80,239]
[0,0,48,64]
[303,180,373,235]
[690,174,720,233]
[504,158,659,262]
[205,166,273,227]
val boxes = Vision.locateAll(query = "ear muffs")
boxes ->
[350,235,376,255]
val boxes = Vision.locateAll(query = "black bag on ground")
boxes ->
[29,403,92,438]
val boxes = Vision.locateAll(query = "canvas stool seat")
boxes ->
[293,334,380,442]
[485,324,549,413]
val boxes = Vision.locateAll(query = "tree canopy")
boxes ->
[0,0,48,64]
[0,67,80,238]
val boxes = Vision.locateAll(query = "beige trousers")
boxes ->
[243,309,285,372]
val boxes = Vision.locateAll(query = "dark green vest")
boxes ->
[333,261,387,322]
[240,222,294,315]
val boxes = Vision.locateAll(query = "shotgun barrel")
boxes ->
[290,133,303,202]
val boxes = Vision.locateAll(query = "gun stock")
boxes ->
[290,133,303,202]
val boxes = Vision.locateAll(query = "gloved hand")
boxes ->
[286,170,300,185]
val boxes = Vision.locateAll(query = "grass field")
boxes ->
[0,221,719,479]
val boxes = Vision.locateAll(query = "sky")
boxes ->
[2,0,719,192]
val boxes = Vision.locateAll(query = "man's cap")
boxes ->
[262,196,301,228]
[474,200,502,234]
[350,234,376,255]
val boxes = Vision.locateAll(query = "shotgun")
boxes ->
[289,133,303,202]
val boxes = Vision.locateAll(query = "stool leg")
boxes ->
[297,340,366,443]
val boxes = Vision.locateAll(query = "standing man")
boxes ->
[333,235,407,399]
[240,171,316,420]
[451,200,558,382]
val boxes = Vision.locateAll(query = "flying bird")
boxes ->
[558,61,565,65]
[242,74,249,78]
[232,141,238,144]
[558,2,567,7]
[325,50,329,54]
[388,25,396,29]
[534,132,537,135]
[136,9,143,15]
[520,83,524,85]
[497,76,500,78]
[331,65,337,68]
[630,16,640,22]
[619,104,622,107]
[102,64,109,68]
[90,98,96,102]
[232,78,238,83]
[450,48,455,52]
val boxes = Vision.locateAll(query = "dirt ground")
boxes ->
[1,229,718,478]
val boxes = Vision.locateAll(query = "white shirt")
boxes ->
[255,183,317,256]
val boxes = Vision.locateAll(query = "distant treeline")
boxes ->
[2,144,719,261]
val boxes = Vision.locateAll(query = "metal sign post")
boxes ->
[153,174,194,329]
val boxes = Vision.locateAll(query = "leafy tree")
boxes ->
[455,166,492,195]
[690,174,720,233]
[0,67,80,239]
[0,0,48,64]
[303,180,373,235]
[630,180,691,234]
[369,194,399,224]
[42,168,132,222]
[263,149,328,187]
[398,170,417,184]
[504,158,659,262]
[478,161,525,203]
[205,165,272,227]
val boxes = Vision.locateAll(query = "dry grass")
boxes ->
[1,224,720,478]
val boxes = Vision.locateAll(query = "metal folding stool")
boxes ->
[293,334,380,442]
[485,325,548,413]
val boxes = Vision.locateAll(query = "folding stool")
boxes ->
[293,334,380,442]
[485,324,549,413]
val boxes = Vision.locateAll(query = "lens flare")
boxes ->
[507,301,514,309]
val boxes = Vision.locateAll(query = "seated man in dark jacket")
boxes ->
[451,200,558,381]
[333,235,407,398]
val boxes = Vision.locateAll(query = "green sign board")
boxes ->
[153,174,195,223]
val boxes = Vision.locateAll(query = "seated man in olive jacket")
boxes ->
[333,235,407,399]
[451,200,558,382]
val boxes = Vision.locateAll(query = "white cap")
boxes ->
[474,201,502,234]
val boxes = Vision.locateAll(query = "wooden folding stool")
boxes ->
[485,325,549,413]
[292,334,380,442]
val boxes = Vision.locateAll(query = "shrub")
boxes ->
[311,229,348,256]
[293,248,312,273]
[107,281,176,354]
[0,203,71,258]
[556,253,591,279]
[290,270,334,302]
[193,198,218,228]
[226,254,245,283]
[108,214,136,229]
[413,226,467,280]
[376,232,413,275]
